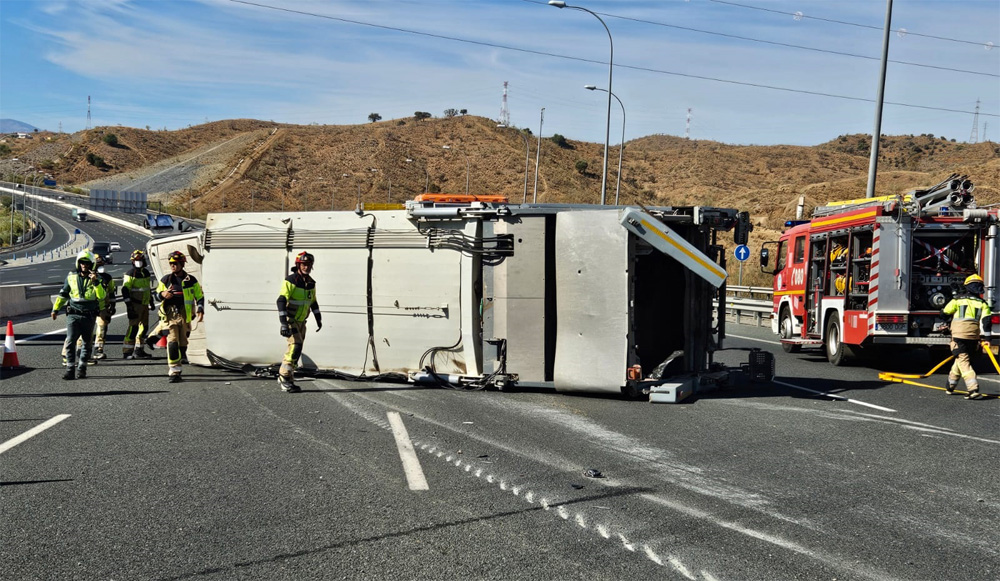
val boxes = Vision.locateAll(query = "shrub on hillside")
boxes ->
[103,133,119,147]
[550,134,570,148]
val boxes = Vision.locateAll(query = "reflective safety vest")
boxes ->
[97,272,116,312]
[53,272,107,314]
[122,267,153,306]
[942,295,992,340]
[279,273,317,322]
[157,273,204,323]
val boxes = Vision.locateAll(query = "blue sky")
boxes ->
[1,0,997,146]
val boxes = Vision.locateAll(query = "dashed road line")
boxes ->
[773,379,897,412]
[386,411,428,491]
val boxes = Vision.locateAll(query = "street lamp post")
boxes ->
[549,0,613,205]
[534,108,544,203]
[585,85,625,205]
[442,145,470,195]
[497,124,531,203]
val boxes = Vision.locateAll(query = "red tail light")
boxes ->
[991,315,999,325]
[876,314,906,324]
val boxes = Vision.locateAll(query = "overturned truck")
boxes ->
[146,201,765,398]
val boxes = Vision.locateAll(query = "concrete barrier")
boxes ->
[0,284,58,318]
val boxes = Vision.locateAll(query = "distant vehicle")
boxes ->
[43,178,56,187]
[144,213,175,234]
[110,242,121,252]
[72,207,88,222]
[57,195,66,200]
[92,242,113,264]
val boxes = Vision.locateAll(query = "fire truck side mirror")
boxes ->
[759,247,770,267]
[734,211,751,245]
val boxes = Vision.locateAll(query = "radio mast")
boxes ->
[499,81,510,127]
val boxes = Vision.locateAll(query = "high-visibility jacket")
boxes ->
[122,266,153,307]
[96,271,116,312]
[942,294,992,340]
[157,272,204,323]
[277,271,320,323]
[53,271,107,314]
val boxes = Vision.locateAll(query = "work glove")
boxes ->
[315,319,323,332]
[280,324,292,337]
[109,304,117,316]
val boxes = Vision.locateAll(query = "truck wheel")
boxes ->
[825,317,854,366]
[779,308,801,353]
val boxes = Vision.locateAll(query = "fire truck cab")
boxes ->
[762,174,999,365]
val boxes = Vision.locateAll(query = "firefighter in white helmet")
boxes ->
[942,274,991,399]
[52,250,107,380]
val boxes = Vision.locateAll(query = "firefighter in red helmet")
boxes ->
[156,251,204,383]
[275,251,323,392]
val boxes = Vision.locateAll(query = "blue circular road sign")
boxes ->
[734,244,750,262]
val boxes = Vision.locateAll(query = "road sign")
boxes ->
[734,244,750,262]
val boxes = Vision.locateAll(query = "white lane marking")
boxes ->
[902,425,1000,445]
[0,414,71,455]
[386,411,429,491]
[773,380,897,412]
[12,310,130,345]
[727,333,778,345]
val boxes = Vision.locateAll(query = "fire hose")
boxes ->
[878,340,999,398]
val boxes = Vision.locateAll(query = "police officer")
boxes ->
[156,251,204,383]
[52,250,107,380]
[91,253,116,360]
[122,249,154,359]
[943,273,992,400]
[276,251,322,392]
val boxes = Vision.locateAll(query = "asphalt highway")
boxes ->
[2,314,997,580]
[1,198,152,286]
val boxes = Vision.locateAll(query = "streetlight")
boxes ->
[534,108,544,203]
[585,85,625,205]
[497,124,530,203]
[442,145,470,195]
[549,0,613,205]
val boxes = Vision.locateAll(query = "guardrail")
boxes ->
[721,285,773,327]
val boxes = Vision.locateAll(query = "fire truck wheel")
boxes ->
[825,317,854,366]
[779,308,801,353]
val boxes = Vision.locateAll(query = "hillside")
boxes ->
[2,115,997,284]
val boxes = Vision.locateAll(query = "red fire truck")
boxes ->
[761,174,999,365]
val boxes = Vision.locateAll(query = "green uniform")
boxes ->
[53,271,107,372]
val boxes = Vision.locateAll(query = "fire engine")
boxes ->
[761,174,999,365]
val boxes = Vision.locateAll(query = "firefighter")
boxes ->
[90,253,117,360]
[942,274,991,400]
[276,251,323,392]
[52,250,107,380]
[122,249,154,359]
[156,251,204,383]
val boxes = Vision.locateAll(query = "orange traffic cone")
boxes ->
[155,334,167,349]
[3,320,21,368]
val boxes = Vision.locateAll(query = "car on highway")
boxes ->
[92,242,113,264]
[109,241,121,252]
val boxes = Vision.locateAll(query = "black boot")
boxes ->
[62,368,76,380]
[76,366,87,379]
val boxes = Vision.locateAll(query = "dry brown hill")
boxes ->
[3,115,998,284]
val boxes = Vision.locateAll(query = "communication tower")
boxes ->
[499,81,510,127]
[969,98,980,143]
[87,96,92,130]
